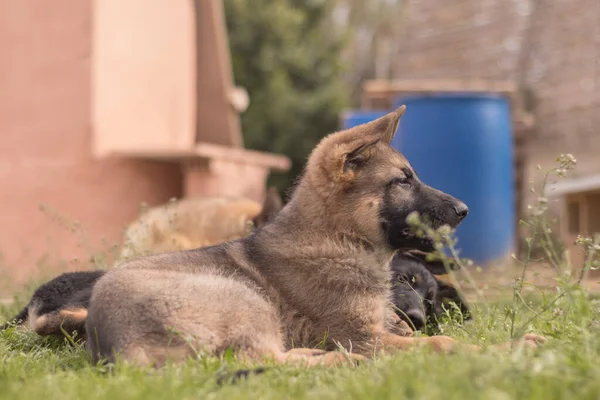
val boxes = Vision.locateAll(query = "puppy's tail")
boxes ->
[215,367,268,386]
[0,306,28,331]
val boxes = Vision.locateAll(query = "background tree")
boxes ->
[329,0,405,104]
[224,0,349,198]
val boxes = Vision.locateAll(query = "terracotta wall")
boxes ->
[0,0,182,284]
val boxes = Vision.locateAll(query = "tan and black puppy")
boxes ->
[85,106,544,368]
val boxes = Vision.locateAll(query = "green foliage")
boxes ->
[224,0,349,197]
[3,295,600,399]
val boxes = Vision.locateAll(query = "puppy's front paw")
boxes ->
[389,313,414,336]
[493,333,547,351]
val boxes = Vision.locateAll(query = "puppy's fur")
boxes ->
[84,105,544,368]
[1,191,284,338]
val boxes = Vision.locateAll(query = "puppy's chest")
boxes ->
[275,255,390,313]
[280,295,389,348]
[278,283,390,348]
[267,249,392,346]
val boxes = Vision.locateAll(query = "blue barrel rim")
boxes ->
[394,92,507,104]
[340,109,391,119]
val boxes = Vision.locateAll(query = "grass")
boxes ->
[1,288,600,400]
[1,153,598,399]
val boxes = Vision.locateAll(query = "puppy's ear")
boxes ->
[252,187,284,228]
[434,279,471,319]
[339,104,405,148]
[325,138,382,184]
[379,104,405,144]
[316,105,406,185]
[343,138,380,174]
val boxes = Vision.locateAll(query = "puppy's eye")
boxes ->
[398,275,416,286]
[393,177,411,186]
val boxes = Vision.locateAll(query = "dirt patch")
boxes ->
[444,260,600,304]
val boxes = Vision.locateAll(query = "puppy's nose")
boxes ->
[406,309,425,331]
[454,202,469,219]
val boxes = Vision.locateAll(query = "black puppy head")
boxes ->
[391,254,470,331]
[391,258,438,331]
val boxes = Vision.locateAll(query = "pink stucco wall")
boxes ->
[0,0,182,284]
[183,161,269,202]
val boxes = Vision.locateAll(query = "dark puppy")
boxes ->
[391,252,470,331]
[1,270,106,338]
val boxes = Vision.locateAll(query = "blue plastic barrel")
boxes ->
[391,94,515,265]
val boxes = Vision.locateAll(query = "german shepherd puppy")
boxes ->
[85,106,544,367]
[391,253,470,331]
[0,253,467,340]
[1,191,285,338]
